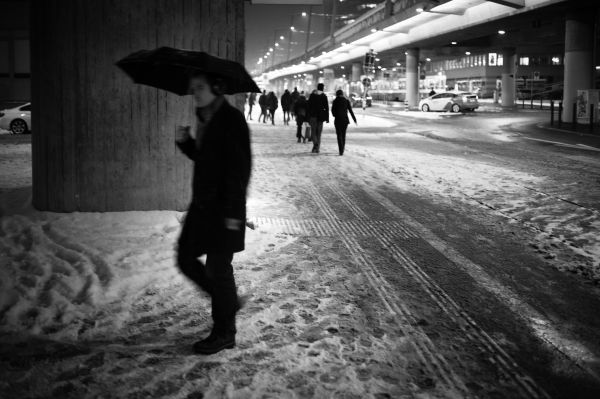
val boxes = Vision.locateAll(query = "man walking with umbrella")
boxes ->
[116,47,256,355]
[175,72,252,355]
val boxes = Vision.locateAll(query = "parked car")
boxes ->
[419,92,479,113]
[349,92,372,108]
[0,103,31,134]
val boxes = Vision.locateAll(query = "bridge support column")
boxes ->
[406,48,420,109]
[31,0,245,212]
[562,9,595,124]
[501,47,516,107]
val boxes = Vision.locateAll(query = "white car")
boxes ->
[0,103,32,134]
[419,92,479,113]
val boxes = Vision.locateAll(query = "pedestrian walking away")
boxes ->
[307,83,329,153]
[290,87,300,120]
[258,90,268,123]
[281,89,292,126]
[331,89,357,156]
[292,91,309,143]
[247,91,256,120]
[267,91,278,125]
[175,72,252,355]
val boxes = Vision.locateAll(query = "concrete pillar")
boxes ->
[31,0,245,211]
[406,48,419,108]
[562,9,595,123]
[352,62,362,82]
[501,48,516,107]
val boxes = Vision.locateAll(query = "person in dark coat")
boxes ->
[247,92,256,120]
[175,72,252,355]
[280,89,292,125]
[307,83,329,153]
[258,90,268,123]
[290,87,300,120]
[292,92,308,143]
[266,91,278,125]
[331,89,357,156]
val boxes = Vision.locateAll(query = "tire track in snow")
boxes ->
[352,182,600,389]
[321,180,551,398]
[305,182,470,397]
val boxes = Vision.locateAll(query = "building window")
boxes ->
[519,56,529,66]
[488,53,497,66]
[497,54,503,66]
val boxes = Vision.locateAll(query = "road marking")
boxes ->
[523,137,600,152]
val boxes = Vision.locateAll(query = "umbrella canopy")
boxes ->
[116,47,260,95]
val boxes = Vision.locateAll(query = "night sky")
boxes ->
[244,2,327,74]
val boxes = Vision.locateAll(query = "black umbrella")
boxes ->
[116,47,260,95]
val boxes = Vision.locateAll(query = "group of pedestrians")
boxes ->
[248,83,356,156]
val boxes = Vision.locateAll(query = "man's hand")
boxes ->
[176,125,191,143]
[225,218,244,231]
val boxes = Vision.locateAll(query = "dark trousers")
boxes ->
[177,219,237,335]
[334,121,348,154]
[296,116,306,141]
[269,109,275,124]
[309,117,324,152]
[258,106,267,122]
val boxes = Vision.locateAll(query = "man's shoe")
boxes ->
[193,333,235,355]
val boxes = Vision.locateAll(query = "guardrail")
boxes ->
[550,101,599,134]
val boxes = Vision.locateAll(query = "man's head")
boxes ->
[189,73,225,107]
[336,89,344,97]
[317,83,324,92]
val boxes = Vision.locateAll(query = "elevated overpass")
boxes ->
[261,0,598,122]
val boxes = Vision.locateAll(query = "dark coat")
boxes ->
[331,96,357,125]
[308,91,329,122]
[177,100,252,253]
[258,93,267,107]
[267,93,278,111]
[292,95,308,124]
[281,91,292,111]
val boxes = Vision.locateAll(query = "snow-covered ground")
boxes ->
[1,113,599,397]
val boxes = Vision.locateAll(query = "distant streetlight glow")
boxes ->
[465,51,471,55]
[371,28,377,33]
[275,43,279,46]
[340,66,345,69]
[426,58,431,61]
[416,7,424,13]
[498,30,506,35]
[269,47,273,51]
[280,35,285,40]
[451,41,457,45]
[302,11,307,17]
